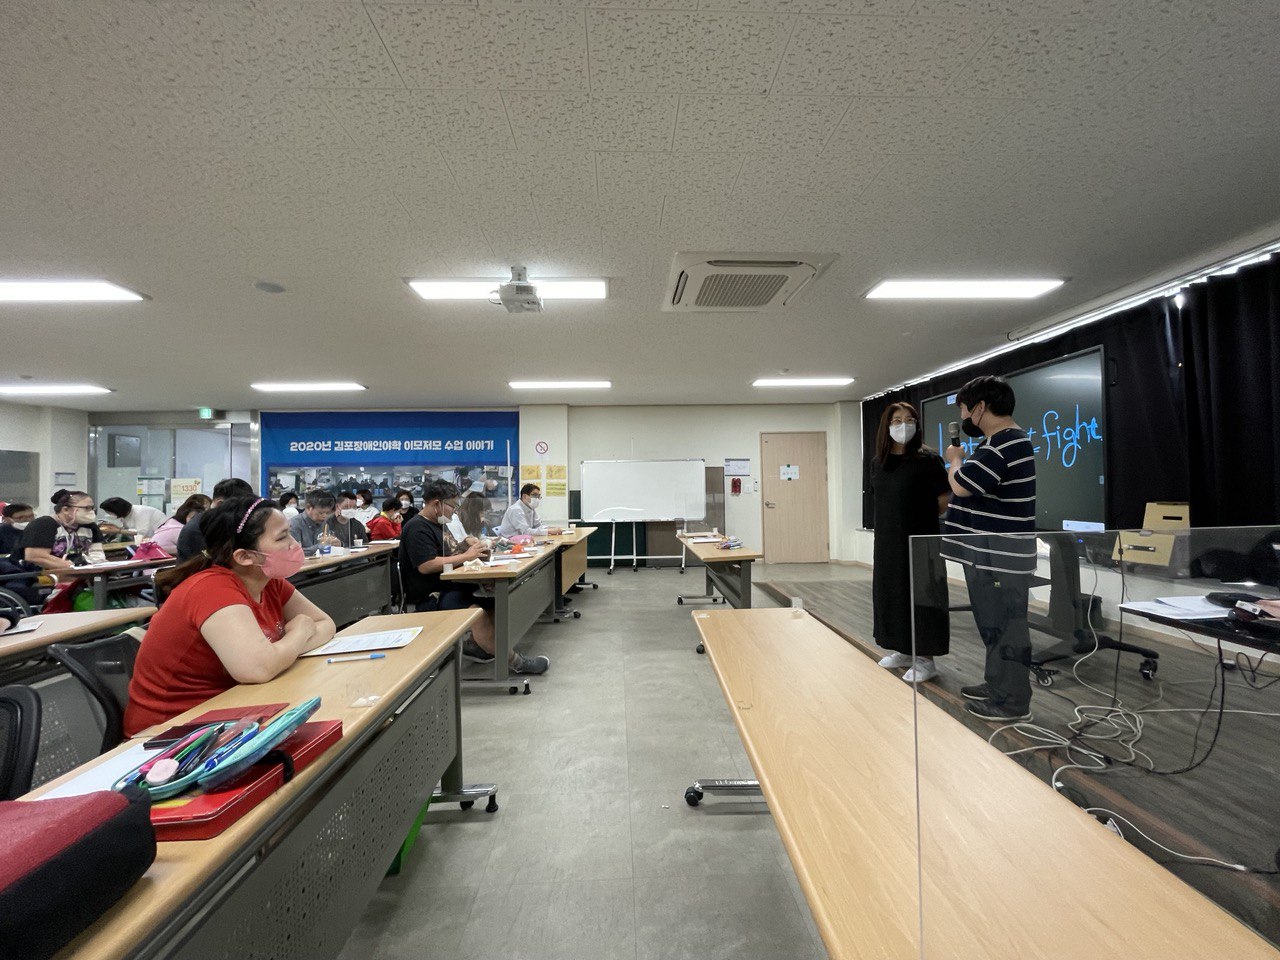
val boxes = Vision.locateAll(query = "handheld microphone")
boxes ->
[948,421,961,447]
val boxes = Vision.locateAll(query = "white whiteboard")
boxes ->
[580,459,706,523]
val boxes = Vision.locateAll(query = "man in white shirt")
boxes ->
[495,484,563,537]
[98,497,167,538]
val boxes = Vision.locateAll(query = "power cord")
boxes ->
[1086,807,1279,874]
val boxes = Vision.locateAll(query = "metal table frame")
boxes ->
[291,549,395,629]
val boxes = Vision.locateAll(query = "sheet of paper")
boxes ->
[1156,595,1227,616]
[485,558,522,566]
[301,626,423,657]
[39,742,161,799]
[1120,601,1225,622]
[685,536,723,544]
[83,560,141,570]
[0,619,43,636]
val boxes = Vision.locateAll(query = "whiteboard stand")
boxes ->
[601,521,687,574]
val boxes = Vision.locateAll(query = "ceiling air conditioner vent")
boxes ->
[663,252,837,312]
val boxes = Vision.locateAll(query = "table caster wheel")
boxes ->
[677,597,684,605]
[486,795,499,813]
[684,786,703,807]
[522,681,532,695]
[1035,673,1054,687]
[607,569,613,575]
[591,583,599,589]
[680,568,686,574]
[696,642,705,654]
[1140,658,1158,680]
[509,685,519,695]
[572,610,581,619]
[460,800,475,810]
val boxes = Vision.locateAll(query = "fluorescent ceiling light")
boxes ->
[408,278,607,300]
[865,279,1064,300]
[753,377,854,387]
[250,382,366,393]
[509,380,611,390]
[0,383,112,396]
[0,280,143,302]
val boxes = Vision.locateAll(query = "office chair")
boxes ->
[1028,537,1159,685]
[0,684,41,800]
[48,632,142,754]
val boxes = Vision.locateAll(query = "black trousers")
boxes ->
[962,565,1032,711]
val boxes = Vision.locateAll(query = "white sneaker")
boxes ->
[877,651,913,669]
[902,659,938,684]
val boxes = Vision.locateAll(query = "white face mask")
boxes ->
[11,521,29,531]
[75,509,97,525]
[529,496,542,508]
[889,422,916,445]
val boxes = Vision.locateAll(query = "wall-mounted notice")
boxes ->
[546,464,567,480]
[53,471,77,486]
[545,481,568,498]
[170,478,202,498]
[724,458,751,477]
[780,464,799,481]
[521,464,542,481]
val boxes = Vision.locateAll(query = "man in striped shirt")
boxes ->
[941,376,1038,722]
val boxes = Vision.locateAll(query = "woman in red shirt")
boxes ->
[124,496,337,736]
[365,496,404,541]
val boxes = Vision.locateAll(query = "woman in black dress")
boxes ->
[870,402,951,683]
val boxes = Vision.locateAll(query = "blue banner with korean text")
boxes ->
[259,411,519,502]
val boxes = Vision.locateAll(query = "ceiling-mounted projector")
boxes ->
[495,266,543,313]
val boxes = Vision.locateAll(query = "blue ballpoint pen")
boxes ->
[326,652,386,664]
[201,723,260,771]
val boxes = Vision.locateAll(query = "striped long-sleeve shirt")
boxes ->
[942,428,1037,575]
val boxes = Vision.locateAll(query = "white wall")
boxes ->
[0,401,89,508]
[518,405,570,524]
[567,404,856,558]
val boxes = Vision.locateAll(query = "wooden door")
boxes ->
[760,432,829,563]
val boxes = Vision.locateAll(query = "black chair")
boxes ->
[0,684,41,800]
[48,633,142,754]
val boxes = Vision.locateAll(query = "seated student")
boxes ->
[151,494,211,555]
[395,489,419,521]
[458,490,488,538]
[278,491,300,518]
[399,480,548,675]
[495,483,563,537]
[366,497,404,541]
[98,497,167,539]
[177,478,255,562]
[289,490,341,552]
[22,490,107,570]
[328,491,368,547]
[351,488,378,525]
[0,503,39,606]
[124,497,336,736]
[0,502,34,559]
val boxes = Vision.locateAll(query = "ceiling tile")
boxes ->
[533,194,664,233]
[699,0,915,12]
[323,90,516,151]
[673,96,849,153]
[153,1,404,88]
[586,11,793,95]
[445,151,597,197]
[949,20,1179,99]
[505,94,679,151]
[773,15,996,96]
[824,96,1020,156]
[366,4,588,90]
[734,154,886,201]
[911,0,1280,18]
[658,195,844,249]
[596,152,742,197]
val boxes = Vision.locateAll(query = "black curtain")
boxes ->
[1181,259,1280,525]
[861,272,1241,529]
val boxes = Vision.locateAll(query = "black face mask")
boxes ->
[960,407,984,437]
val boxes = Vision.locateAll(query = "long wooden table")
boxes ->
[441,544,558,694]
[290,543,397,628]
[28,609,492,960]
[691,608,1280,960]
[539,525,598,619]
[677,534,762,655]
[0,607,156,681]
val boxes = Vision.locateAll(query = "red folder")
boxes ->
[149,720,343,841]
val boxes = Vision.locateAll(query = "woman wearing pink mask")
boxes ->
[124,496,336,736]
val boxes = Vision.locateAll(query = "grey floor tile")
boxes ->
[629,790,781,880]
[634,873,819,960]
[499,732,631,795]
[393,808,503,890]
[458,879,637,960]
[338,883,478,960]
[627,730,737,796]
[482,791,633,885]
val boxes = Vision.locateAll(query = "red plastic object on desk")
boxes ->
[149,720,342,841]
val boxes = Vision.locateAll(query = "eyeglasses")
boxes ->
[889,418,917,426]
[443,500,459,509]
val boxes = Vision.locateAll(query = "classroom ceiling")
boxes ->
[1,0,1279,412]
